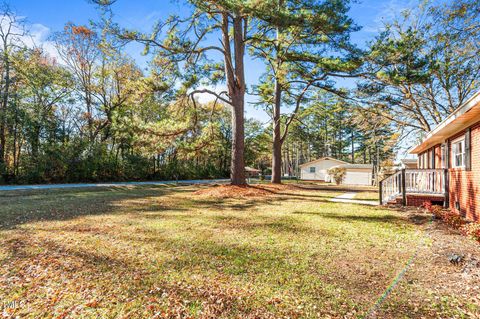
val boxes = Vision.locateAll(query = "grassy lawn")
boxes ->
[354,191,380,201]
[0,184,478,318]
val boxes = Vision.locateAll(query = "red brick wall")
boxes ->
[394,194,445,206]
[414,122,480,222]
[448,122,480,222]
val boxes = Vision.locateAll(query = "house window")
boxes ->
[309,167,316,173]
[452,137,465,168]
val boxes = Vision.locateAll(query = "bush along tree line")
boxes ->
[0,0,478,185]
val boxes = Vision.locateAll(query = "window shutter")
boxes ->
[446,140,450,169]
[465,128,471,171]
[431,149,435,168]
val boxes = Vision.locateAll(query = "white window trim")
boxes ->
[452,136,465,168]
[309,167,316,173]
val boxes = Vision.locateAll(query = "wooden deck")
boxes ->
[379,169,448,206]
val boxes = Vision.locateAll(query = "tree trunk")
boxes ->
[286,142,291,176]
[0,102,5,173]
[0,46,10,174]
[271,79,282,184]
[295,142,299,177]
[351,130,354,163]
[271,0,283,184]
[31,124,41,162]
[224,13,247,186]
[230,93,246,185]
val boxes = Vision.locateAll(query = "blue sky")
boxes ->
[12,0,415,123]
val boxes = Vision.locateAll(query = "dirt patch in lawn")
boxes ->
[417,220,480,297]
[194,184,301,198]
[373,209,480,318]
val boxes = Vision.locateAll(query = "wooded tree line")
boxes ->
[0,8,235,183]
[0,0,477,185]
[280,94,397,179]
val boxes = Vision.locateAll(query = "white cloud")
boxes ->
[29,23,50,43]
[361,0,417,33]
[194,85,229,104]
[0,14,60,62]
[26,23,60,61]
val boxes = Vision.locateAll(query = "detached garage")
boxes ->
[333,164,373,186]
[300,158,373,186]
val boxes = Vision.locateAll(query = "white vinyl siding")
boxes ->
[300,159,346,181]
[343,170,372,185]
[300,158,372,185]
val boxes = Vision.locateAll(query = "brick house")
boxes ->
[409,91,480,222]
[380,91,480,222]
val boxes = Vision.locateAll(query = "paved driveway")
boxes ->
[0,179,230,191]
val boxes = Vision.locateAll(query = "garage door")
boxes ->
[343,171,371,185]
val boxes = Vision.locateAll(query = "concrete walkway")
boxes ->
[330,192,378,206]
[0,179,230,192]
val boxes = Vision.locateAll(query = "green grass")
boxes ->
[0,184,475,318]
[355,191,380,201]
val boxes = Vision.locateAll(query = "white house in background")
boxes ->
[299,157,373,185]
[299,157,347,181]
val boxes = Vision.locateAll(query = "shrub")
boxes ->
[423,202,443,218]
[422,201,433,211]
[423,202,467,229]
[430,205,445,220]
[461,223,480,243]
[328,167,346,185]
[442,212,467,229]
[423,202,479,244]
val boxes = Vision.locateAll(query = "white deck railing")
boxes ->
[380,171,402,204]
[405,169,446,195]
[380,169,447,205]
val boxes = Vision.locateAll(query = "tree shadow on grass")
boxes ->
[2,230,135,276]
[274,193,340,203]
[292,210,408,226]
[114,224,327,277]
[191,197,275,211]
[1,192,426,318]
[0,185,191,230]
[205,214,332,236]
[1,229,292,318]
[275,190,340,198]
[190,193,336,212]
